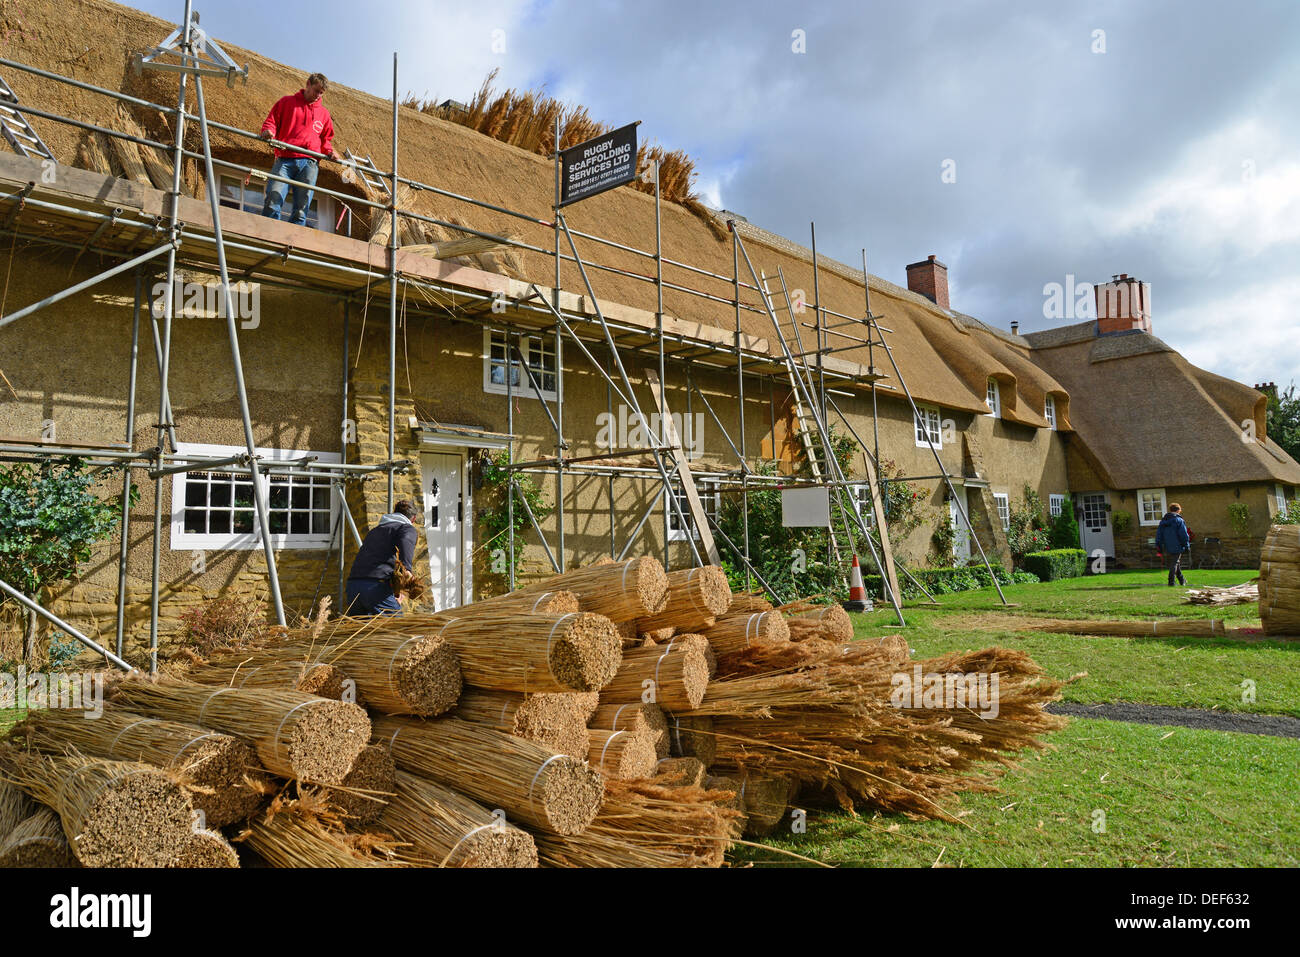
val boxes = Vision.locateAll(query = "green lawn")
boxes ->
[0,708,21,735]
[857,570,1300,717]
[744,718,1300,867]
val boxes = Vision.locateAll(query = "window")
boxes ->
[853,483,877,528]
[219,174,335,233]
[1276,484,1288,512]
[986,379,1001,418]
[1049,493,1066,518]
[668,479,719,542]
[483,329,558,401]
[993,492,1010,531]
[1045,395,1057,430]
[914,405,942,448]
[1137,488,1166,526]
[170,443,341,550]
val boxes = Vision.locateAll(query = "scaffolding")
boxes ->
[0,2,1007,674]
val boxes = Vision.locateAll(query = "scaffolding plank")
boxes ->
[644,368,720,565]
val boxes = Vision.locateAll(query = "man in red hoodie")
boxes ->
[259,73,341,226]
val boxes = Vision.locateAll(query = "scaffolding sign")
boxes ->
[558,123,637,207]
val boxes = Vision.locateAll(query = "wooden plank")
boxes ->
[857,449,900,605]
[644,368,721,566]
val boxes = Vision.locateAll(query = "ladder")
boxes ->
[0,74,55,162]
[343,149,391,199]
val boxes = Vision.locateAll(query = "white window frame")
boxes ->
[668,479,720,542]
[993,492,1010,531]
[1049,493,1066,518]
[1045,394,1057,430]
[483,328,559,402]
[219,173,335,233]
[1137,488,1167,526]
[914,405,942,449]
[1276,484,1288,512]
[170,443,341,551]
[986,378,1001,418]
[853,483,877,528]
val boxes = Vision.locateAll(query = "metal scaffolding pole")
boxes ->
[387,52,398,512]
[0,579,135,672]
[552,113,565,572]
[733,228,750,590]
[114,271,142,658]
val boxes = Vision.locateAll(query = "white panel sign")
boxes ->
[781,487,830,527]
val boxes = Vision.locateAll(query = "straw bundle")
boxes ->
[727,592,775,615]
[1027,618,1228,638]
[516,556,670,619]
[15,709,267,827]
[589,702,669,758]
[317,744,396,826]
[448,589,582,619]
[455,690,596,759]
[635,566,732,634]
[0,780,32,837]
[1261,525,1300,636]
[188,657,354,701]
[0,748,194,867]
[112,683,371,785]
[171,828,240,868]
[382,771,538,867]
[535,779,742,868]
[737,774,795,837]
[587,728,657,781]
[703,774,748,830]
[600,638,709,711]
[432,613,622,693]
[701,611,791,656]
[374,715,604,835]
[0,808,79,867]
[639,626,675,644]
[785,605,854,642]
[713,635,900,681]
[1186,582,1258,606]
[240,796,408,868]
[390,547,427,602]
[653,756,706,788]
[260,632,462,716]
[668,715,716,766]
[679,632,717,678]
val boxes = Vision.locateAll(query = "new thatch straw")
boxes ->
[112,682,371,785]
[443,589,580,618]
[589,702,669,758]
[374,715,604,836]
[515,556,670,619]
[668,714,716,766]
[437,613,621,693]
[0,807,79,867]
[16,708,267,827]
[653,756,706,788]
[240,796,407,868]
[382,771,538,867]
[600,637,709,711]
[727,592,775,615]
[702,611,791,656]
[635,566,732,634]
[316,744,397,826]
[456,690,596,759]
[785,605,854,642]
[188,657,354,702]
[587,728,657,781]
[171,828,240,868]
[0,779,33,837]
[0,748,194,867]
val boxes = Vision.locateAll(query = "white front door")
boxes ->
[1078,492,1114,558]
[422,452,465,612]
[949,486,972,563]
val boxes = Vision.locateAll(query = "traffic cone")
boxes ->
[841,553,872,613]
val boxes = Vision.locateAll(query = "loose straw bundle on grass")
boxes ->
[0,748,194,867]
[15,709,267,827]
[316,744,396,826]
[374,715,604,835]
[456,690,596,759]
[587,728,657,781]
[702,611,791,656]
[535,778,742,868]
[382,771,538,867]
[736,774,795,837]
[516,556,670,619]
[430,613,622,693]
[112,682,370,785]
[635,566,731,634]
[239,794,408,868]
[589,702,669,758]
[785,604,854,642]
[0,807,79,867]
[171,828,240,868]
[704,774,748,830]
[601,638,709,711]
[254,631,462,716]
[1260,526,1299,636]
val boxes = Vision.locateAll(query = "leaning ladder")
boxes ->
[0,74,55,162]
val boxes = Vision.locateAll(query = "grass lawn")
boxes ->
[856,570,1300,717]
[743,717,1300,867]
[0,708,22,735]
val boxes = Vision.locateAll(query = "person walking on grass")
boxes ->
[345,500,420,616]
[259,73,342,226]
[1156,502,1191,587]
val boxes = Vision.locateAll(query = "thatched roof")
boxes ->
[1027,329,1300,488]
[7,0,1064,423]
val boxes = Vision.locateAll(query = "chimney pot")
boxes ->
[1010,321,1020,334]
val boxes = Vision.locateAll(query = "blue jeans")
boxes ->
[345,578,403,617]
[262,156,318,226]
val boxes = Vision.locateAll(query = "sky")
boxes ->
[129,0,1300,388]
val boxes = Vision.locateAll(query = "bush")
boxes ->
[178,596,269,657]
[1020,548,1086,581]
[862,563,1037,600]
[1049,507,1081,550]
[1276,501,1300,525]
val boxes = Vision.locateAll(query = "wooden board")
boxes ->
[644,368,721,565]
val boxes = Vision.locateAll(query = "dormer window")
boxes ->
[1045,394,1057,430]
[986,378,1001,418]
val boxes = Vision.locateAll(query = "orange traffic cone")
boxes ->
[842,553,872,612]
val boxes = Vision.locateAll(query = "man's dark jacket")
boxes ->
[348,512,418,580]
[1156,511,1190,554]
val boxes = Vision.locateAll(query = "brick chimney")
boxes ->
[905,255,949,310]
[1255,381,1278,400]
[1094,273,1151,334]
